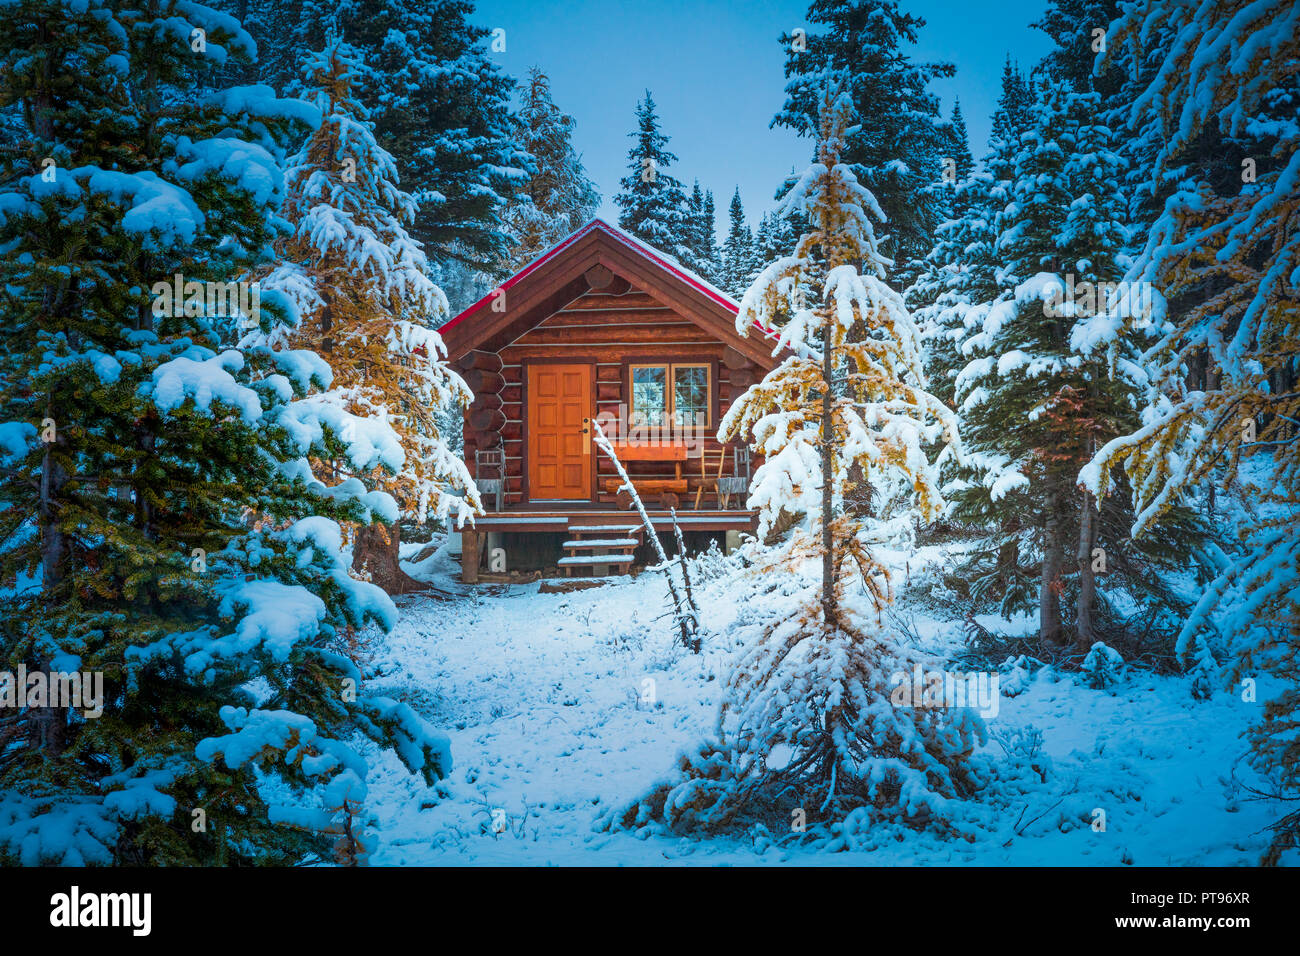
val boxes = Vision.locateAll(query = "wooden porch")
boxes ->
[459,506,757,582]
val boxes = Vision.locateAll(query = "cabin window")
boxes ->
[630,363,711,428]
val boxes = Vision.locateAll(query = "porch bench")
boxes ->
[602,478,689,496]
[603,477,690,511]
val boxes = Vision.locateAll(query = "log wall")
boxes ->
[459,282,763,508]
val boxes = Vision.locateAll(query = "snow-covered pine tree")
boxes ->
[944,98,975,183]
[0,0,449,865]
[776,0,955,287]
[209,0,329,91]
[720,187,756,298]
[615,91,693,265]
[261,41,479,594]
[1032,0,1125,98]
[290,0,529,275]
[702,188,721,280]
[502,66,600,270]
[754,208,801,279]
[682,181,722,284]
[909,68,1032,408]
[950,80,1206,647]
[1083,0,1299,864]
[607,84,983,843]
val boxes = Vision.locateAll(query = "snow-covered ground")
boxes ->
[359,541,1278,866]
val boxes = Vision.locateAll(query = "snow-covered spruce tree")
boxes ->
[606,86,986,844]
[949,80,1206,647]
[615,90,693,264]
[269,0,529,274]
[502,66,600,270]
[720,187,756,298]
[702,189,721,280]
[209,0,331,91]
[1084,0,1299,864]
[753,208,801,282]
[909,63,1035,410]
[1032,0,1126,98]
[776,0,955,287]
[682,181,721,284]
[0,0,449,866]
[943,98,974,183]
[907,96,984,409]
[262,41,479,594]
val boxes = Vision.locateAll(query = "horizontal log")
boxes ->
[540,308,680,327]
[597,365,622,382]
[603,478,689,495]
[500,344,725,363]
[459,349,503,373]
[500,385,522,404]
[470,392,503,412]
[514,322,712,346]
[721,383,753,403]
[500,421,522,443]
[597,381,621,402]
[462,368,505,395]
[564,292,659,310]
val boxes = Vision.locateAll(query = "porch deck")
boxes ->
[459,506,757,582]
[468,505,757,534]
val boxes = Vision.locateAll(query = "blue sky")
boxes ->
[474,0,1053,237]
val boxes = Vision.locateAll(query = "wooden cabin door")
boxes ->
[527,363,593,500]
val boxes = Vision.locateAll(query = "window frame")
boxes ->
[627,361,713,430]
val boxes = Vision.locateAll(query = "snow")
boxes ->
[340,542,1279,865]
[148,348,262,422]
[0,421,34,462]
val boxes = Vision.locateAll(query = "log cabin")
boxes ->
[438,218,780,582]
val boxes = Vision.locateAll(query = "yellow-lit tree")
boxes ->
[260,41,480,591]
[606,85,984,844]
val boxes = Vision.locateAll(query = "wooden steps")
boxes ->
[562,537,640,549]
[560,522,644,577]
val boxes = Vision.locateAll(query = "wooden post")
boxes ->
[461,526,483,584]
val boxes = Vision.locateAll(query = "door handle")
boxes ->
[582,417,591,454]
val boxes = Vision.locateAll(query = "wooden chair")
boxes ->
[692,444,752,510]
[474,442,505,512]
[692,446,725,510]
[717,446,751,510]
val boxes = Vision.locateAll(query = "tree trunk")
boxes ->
[820,330,836,626]
[352,522,423,595]
[1038,490,1064,647]
[33,400,69,755]
[1076,486,1098,651]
